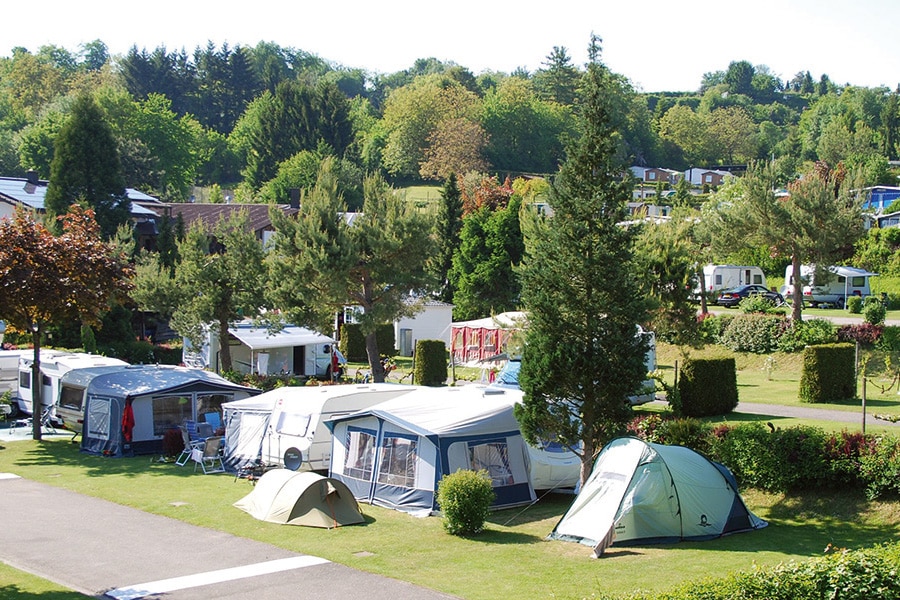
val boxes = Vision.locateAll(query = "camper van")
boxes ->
[781,265,877,308]
[694,264,766,298]
[222,383,421,472]
[16,351,128,420]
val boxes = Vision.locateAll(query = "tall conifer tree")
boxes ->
[515,36,650,486]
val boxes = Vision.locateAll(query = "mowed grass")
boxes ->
[4,342,900,598]
[654,342,900,432]
[2,432,900,599]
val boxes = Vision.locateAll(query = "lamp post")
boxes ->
[31,321,42,441]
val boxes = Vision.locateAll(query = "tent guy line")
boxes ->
[104,555,331,600]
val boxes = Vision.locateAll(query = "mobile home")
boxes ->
[183,320,340,379]
[782,264,877,308]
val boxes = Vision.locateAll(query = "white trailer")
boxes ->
[16,350,128,419]
[695,264,766,296]
[782,265,877,308]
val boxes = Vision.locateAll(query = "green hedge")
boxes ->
[413,339,448,386]
[339,323,396,362]
[718,313,784,353]
[436,469,495,536]
[798,343,856,404]
[603,542,900,600]
[675,357,738,417]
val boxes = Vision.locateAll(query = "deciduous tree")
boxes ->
[0,206,133,440]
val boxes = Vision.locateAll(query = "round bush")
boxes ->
[436,469,495,536]
[846,295,863,314]
[863,297,886,325]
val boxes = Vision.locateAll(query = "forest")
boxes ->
[2,39,898,207]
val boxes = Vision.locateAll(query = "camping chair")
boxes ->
[9,407,57,435]
[191,436,225,474]
[175,425,206,466]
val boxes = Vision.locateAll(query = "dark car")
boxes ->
[716,284,785,308]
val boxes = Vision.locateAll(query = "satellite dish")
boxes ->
[283,447,303,471]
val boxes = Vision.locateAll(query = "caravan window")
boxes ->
[275,411,312,437]
[468,439,514,486]
[19,371,29,389]
[343,428,376,481]
[377,434,417,488]
[59,385,85,410]
[152,395,192,436]
[196,394,230,428]
[753,274,763,284]
[714,274,722,285]
[851,276,866,287]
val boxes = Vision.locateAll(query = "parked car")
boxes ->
[716,284,784,308]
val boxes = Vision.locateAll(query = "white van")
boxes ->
[695,265,766,298]
[781,265,877,308]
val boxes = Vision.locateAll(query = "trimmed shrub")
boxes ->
[413,339,448,386]
[675,357,738,417]
[838,323,884,347]
[776,318,837,353]
[339,323,396,362]
[824,430,876,487]
[798,343,856,404]
[719,313,784,353]
[436,469,495,536]
[603,542,900,600]
[846,294,864,314]
[657,417,713,453]
[863,296,887,325]
[709,423,827,492]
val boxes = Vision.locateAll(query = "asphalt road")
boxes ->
[0,472,458,600]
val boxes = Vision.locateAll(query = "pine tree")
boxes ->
[515,36,651,486]
[432,173,463,303]
[44,94,129,238]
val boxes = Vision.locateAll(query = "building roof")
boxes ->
[0,175,161,218]
[150,202,299,234]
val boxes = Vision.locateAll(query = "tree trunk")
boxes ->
[31,328,42,441]
[579,436,595,488]
[364,331,384,383]
[791,253,804,323]
[217,318,233,373]
[698,267,708,314]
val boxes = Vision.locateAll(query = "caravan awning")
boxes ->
[228,326,333,350]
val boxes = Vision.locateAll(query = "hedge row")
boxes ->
[626,415,900,499]
[602,542,900,600]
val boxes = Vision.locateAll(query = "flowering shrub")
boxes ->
[837,323,884,347]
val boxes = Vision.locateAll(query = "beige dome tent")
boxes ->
[234,470,364,528]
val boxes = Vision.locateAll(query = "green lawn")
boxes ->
[1,437,898,600]
[3,344,900,599]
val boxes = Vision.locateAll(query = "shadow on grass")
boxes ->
[8,439,228,479]
[464,529,544,545]
[0,586,89,599]
[487,493,574,527]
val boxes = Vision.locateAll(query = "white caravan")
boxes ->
[16,350,128,418]
[781,265,877,308]
[222,383,421,472]
[695,264,766,297]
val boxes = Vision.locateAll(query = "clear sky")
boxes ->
[4,0,900,93]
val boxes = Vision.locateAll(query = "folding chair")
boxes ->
[175,426,205,466]
[191,436,225,474]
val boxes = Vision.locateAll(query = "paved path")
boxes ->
[0,475,458,600]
